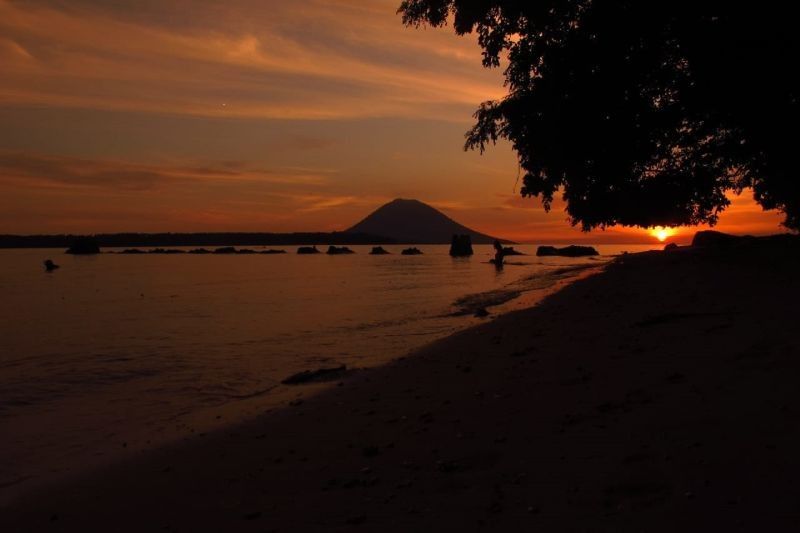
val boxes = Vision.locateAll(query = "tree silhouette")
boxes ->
[399,1,799,230]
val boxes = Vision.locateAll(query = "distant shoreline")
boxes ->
[0,232,397,249]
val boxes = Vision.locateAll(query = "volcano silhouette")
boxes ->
[346,199,508,244]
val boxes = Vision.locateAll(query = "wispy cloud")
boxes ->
[0,0,503,121]
[0,152,333,190]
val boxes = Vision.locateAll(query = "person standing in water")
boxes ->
[493,240,505,269]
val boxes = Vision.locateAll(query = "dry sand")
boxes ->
[2,239,800,532]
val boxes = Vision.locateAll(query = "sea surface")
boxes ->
[0,243,655,501]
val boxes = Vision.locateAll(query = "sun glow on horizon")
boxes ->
[651,227,676,242]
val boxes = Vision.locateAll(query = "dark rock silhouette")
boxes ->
[65,237,100,255]
[326,246,355,255]
[189,248,211,254]
[214,247,237,254]
[347,198,508,244]
[537,245,599,257]
[235,249,257,254]
[43,259,59,272]
[401,247,424,255]
[691,230,753,247]
[449,234,474,257]
[260,249,287,255]
[297,246,321,254]
[150,248,185,254]
[369,246,390,255]
[281,365,348,385]
[664,243,679,251]
[502,246,525,256]
[121,249,146,254]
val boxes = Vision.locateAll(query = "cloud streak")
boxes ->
[0,0,504,121]
[0,152,333,190]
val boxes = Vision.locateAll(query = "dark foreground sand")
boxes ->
[3,239,800,532]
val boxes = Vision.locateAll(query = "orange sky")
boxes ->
[0,0,789,243]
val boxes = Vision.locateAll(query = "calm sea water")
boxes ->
[0,243,655,501]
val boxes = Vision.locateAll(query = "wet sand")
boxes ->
[3,239,800,532]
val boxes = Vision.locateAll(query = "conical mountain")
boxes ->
[346,199,507,244]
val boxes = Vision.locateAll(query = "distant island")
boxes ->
[347,198,509,244]
[0,199,510,249]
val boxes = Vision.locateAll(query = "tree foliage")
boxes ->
[398,1,799,230]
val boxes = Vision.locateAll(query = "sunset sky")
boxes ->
[0,0,787,243]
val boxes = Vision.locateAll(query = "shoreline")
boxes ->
[3,241,799,531]
[0,255,603,507]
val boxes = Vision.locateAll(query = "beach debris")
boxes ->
[449,234,474,257]
[327,245,355,255]
[282,365,348,385]
[370,246,391,255]
[401,247,423,255]
[297,246,321,254]
[43,259,60,272]
[536,245,599,257]
[65,237,100,254]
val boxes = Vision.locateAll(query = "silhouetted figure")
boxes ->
[43,259,59,272]
[491,239,505,269]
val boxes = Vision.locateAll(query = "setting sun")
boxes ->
[651,227,676,242]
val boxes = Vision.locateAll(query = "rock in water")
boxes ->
[213,247,237,254]
[449,234,474,257]
[326,246,355,255]
[536,245,599,257]
[65,237,100,255]
[502,246,525,256]
[297,246,321,254]
[401,247,423,255]
[370,246,390,255]
[43,259,60,272]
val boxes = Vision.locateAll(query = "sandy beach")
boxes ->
[3,237,799,532]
